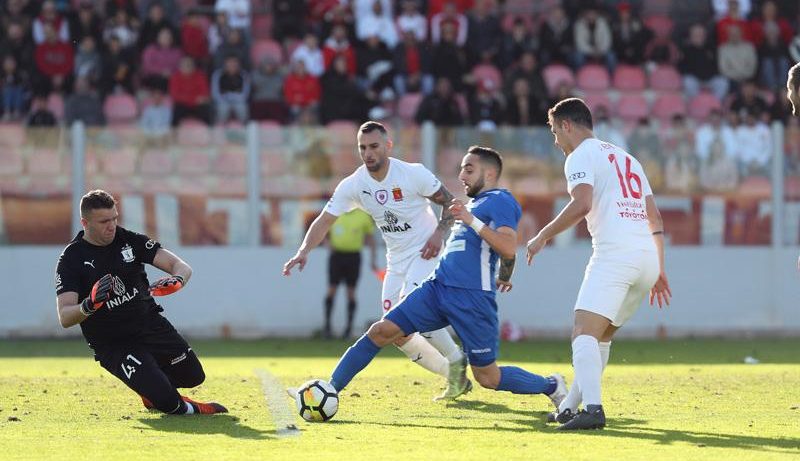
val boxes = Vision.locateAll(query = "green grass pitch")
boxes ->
[1,339,798,461]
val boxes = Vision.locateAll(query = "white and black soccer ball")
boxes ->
[295,379,339,422]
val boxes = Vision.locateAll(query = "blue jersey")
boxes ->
[434,189,521,292]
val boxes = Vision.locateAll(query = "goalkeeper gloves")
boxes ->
[149,275,185,297]
[80,274,113,316]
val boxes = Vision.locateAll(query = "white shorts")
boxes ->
[574,249,659,327]
[381,253,439,314]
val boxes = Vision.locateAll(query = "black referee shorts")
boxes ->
[328,251,361,287]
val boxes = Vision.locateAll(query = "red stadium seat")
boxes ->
[250,39,283,65]
[140,149,174,175]
[576,64,611,91]
[652,92,687,121]
[644,15,674,38]
[472,64,503,90]
[581,91,613,113]
[687,92,722,121]
[104,94,138,123]
[616,93,649,122]
[397,93,423,122]
[649,65,682,91]
[613,65,646,91]
[542,64,575,96]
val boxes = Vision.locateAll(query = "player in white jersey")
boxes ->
[525,98,672,430]
[283,121,471,400]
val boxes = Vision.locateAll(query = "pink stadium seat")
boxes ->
[652,92,687,121]
[103,94,138,123]
[214,149,247,176]
[644,15,674,38]
[649,65,682,91]
[397,93,423,122]
[472,64,503,90]
[616,93,649,122]
[738,176,772,197]
[250,39,283,65]
[27,149,61,175]
[259,121,284,146]
[252,15,274,40]
[326,121,358,147]
[177,120,211,146]
[261,149,287,176]
[614,65,646,91]
[0,124,25,146]
[176,151,211,176]
[140,150,174,175]
[581,91,613,113]
[0,146,23,175]
[687,92,722,121]
[47,93,64,120]
[542,64,575,96]
[101,147,138,177]
[576,64,611,91]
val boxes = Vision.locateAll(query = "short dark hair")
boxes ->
[359,121,388,136]
[548,98,593,129]
[80,190,116,217]
[467,145,503,177]
[789,62,800,93]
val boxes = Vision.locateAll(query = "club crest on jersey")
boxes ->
[375,189,388,204]
[392,187,403,201]
[121,244,134,263]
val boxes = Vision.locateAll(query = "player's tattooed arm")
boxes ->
[427,185,456,234]
[498,255,516,282]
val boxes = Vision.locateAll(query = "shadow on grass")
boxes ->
[136,414,282,440]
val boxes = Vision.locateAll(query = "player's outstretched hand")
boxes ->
[448,199,472,224]
[496,279,513,293]
[525,235,546,265]
[149,275,184,297]
[80,273,113,316]
[283,251,308,276]
[649,271,672,308]
[420,230,443,260]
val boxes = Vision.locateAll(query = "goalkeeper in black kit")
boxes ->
[55,189,227,415]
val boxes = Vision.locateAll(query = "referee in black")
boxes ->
[55,190,227,415]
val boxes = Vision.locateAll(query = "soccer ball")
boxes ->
[295,379,339,422]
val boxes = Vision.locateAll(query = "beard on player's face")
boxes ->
[466,174,485,197]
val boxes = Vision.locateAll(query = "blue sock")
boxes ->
[329,335,382,392]
[496,366,556,394]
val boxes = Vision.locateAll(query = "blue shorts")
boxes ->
[384,278,499,367]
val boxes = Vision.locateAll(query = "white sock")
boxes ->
[397,333,449,377]
[572,335,602,406]
[559,340,612,413]
[183,401,194,414]
[599,341,611,370]
[421,328,463,363]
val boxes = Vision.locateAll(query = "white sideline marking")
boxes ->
[254,368,301,438]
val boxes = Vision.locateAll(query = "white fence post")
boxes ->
[246,121,262,246]
[70,121,85,234]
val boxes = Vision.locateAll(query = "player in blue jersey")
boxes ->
[311,146,567,411]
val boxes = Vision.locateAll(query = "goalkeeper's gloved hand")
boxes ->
[149,275,185,297]
[80,274,114,316]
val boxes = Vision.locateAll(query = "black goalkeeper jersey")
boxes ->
[55,226,164,348]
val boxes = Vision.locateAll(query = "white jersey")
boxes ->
[565,138,655,252]
[323,158,441,265]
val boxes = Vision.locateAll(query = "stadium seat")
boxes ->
[250,39,283,65]
[397,93,423,122]
[642,0,671,16]
[252,15,274,40]
[738,176,772,197]
[261,149,287,176]
[176,150,211,176]
[613,65,646,91]
[259,121,284,146]
[100,147,138,177]
[0,147,23,175]
[644,15,674,38]
[140,149,174,176]
[652,92,687,121]
[27,148,61,175]
[103,94,138,123]
[214,149,247,176]
[542,64,575,96]
[616,93,649,122]
[501,13,535,32]
[472,64,503,91]
[649,65,682,91]
[687,92,722,121]
[326,120,358,148]
[0,124,25,146]
[47,93,64,120]
[576,64,611,91]
[581,91,613,113]
[177,120,212,146]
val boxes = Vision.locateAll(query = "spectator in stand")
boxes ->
[752,1,792,91]
[105,0,138,19]
[751,1,793,46]
[716,0,753,44]
[283,59,321,124]
[644,28,680,67]
[320,54,369,124]
[317,3,356,46]
[699,134,739,192]
[468,78,502,130]
[430,21,469,92]
[695,109,737,162]
[356,34,395,98]
[1,1,34,37]
[169,56,211,126]
[356,0,398,49]
[213,28,249,71]
[431,1,468,46]
[734,109,772,175]
[427,0,474,18]
[680,24,729,101]
[211,55,250,123]
[593,105,628,150]
[215,0,251,35]
[69,1,102,45]
[142,28,182,86]
[323,24,357,76]
[26,95,57,126]
[1,54,27,120]
[549,80,575,107]
[573,6,616,72]
[729,79,769,120]
[504,78,537,126]
[103,8,139,51]
[207,12,230,56]
[140,87,172,143]
[0,22,35,73]
[539,7,572,66]
[292,33,326,78]
[393,29,432,95]
[503,51,548,119]
[273,0,306,42]
[415,76,463,126]
[181,10,210,68]
[138,0,181,28]
[250,57,287,122]
[719,24,757,86]
[663,115,698,193]
[100,35,136,96]
[74,36,101,87]
[627,117,665,190]
[34,23,74,94]
[466,0,502,66]
[611,2,650,66]
[138,3,177,53]
[396,0,427,42]
[501,17,538,69]
[64,77,105,126]
[712,0,751,20]
[32,1,70,45]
